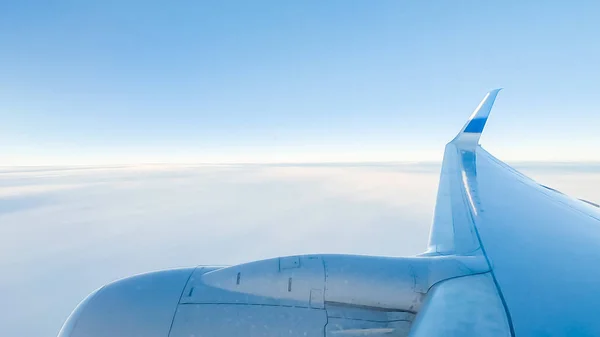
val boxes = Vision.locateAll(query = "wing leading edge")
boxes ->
[426,90,600,336]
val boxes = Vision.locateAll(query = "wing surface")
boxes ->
[427,90,600,336]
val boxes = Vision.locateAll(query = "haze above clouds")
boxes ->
[2,1,600,164]
[1,163,600,337]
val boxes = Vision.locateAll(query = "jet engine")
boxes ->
[58,254,503,337]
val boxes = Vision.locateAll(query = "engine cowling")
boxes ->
[58,254,488,337]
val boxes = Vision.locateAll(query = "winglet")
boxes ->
[451,88,502,147]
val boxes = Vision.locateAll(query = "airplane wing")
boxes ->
[417,90,600,336]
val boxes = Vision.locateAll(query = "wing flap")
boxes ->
[408,273,511,337]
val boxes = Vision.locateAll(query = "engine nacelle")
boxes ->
[58,254,487,337]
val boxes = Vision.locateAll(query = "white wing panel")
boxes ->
[470,148,600,336]
[428,89,600,336]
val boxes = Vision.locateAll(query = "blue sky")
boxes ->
[1,1,599,164]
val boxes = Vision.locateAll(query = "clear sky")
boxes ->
[1,1,599,165]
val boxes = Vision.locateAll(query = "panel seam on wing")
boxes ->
[461,147,517,337]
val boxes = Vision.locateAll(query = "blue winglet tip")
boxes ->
[464,118,488,133]
[452,88,503,145]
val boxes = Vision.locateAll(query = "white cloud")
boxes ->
[1,163,599,337]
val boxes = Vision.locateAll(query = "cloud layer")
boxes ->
[0,163,598,336]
